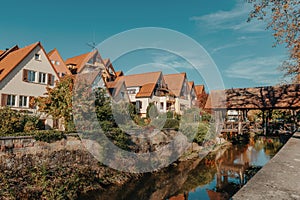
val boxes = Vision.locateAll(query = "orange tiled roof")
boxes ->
[195,85,205,96]
[106,79,125,98]
[65,50,97,72]
[0,42,40,81]
[0,50,4,55]
[48,48,71,75]
[115,71,123,77]
[117,71,162,87]
[188,81,194,92]
[164,73,186,97]
[136,83,156,98]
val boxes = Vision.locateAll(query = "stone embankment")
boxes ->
[233,132,300,200]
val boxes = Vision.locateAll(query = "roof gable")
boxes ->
[0,42,40,81]
[65,50,98,72]
[164,73,186,97]
[195,85,205,96]
[48,48,71,76]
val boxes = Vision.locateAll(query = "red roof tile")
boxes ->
[65,50,97,72]
[164,73,186,97]
[136,83,156,98]
[0,42,39,81]
[48,48,71,76]
[117,71,162,87]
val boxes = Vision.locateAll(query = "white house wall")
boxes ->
[0,45,58,98]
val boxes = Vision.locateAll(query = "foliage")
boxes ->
[247,0,300,80]
[94,88,131,150]
[162,118,179,130]
[146,102,159,119]
[34,131,66,143]
[193,122,210,145]
[0,107,43,134]
[166,111,174,119]
[37,75,74,131]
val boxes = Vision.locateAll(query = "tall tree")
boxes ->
[37,75,74,131]
[247,0,300,82]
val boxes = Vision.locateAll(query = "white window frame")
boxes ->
[19,96,28,107]
[28,70,36,82]
[38,72,47,84]
[35,53,41,61]
[7,95,16,107]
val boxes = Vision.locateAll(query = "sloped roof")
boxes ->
[48,48,71,75]
[65,50,97,72]
[0,50,4,55]
[115,71,123,77]
[205,84,300,110]
[117,71,162,87]
[188,81,194,92]
[136,83,156,98]
[164,73,186,97]
[106,79,125,98]
[0,42,40,81]
[195,85,205,96]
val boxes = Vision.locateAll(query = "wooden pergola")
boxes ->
[205,84,300,134]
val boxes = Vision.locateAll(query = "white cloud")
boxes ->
[151,51,211,70]
[225,56,285,85]
[190,0,266,33]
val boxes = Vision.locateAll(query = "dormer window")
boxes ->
[55,61,60,65]
[35,53,41,61]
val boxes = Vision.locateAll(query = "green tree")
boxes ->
[247,0,300,81]
[37,75,74,131]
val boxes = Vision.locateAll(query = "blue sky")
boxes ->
[0,0,288,89]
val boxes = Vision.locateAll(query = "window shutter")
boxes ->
[23,69,28,82]
[1,94,7,106]
[29,96,35,109]
[47,74,54,86]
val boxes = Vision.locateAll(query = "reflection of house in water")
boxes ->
[209,144,255,199]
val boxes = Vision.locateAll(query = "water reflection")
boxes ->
[81,136,288,200]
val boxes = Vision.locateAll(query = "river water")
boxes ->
[81,135,290,200]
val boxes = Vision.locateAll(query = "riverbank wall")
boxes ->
[233,132,300,200]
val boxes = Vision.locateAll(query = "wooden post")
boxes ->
[262,110,266,135]
[238,110,242,135]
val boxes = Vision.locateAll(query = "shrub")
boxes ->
[146,103,158,119]
[0,107,43,134]
[163,118,179,130]
[166,111,174,119]
[34,130,66,143]
[193,122,209,145]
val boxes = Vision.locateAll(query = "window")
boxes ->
[160,102,164,110]
[127,89,136,94]
[51,60,55,64]
[60,73,65,77]
[27,70,36,82]
[39,72,47,84]
[55,61,60,65]
[19,96,28,107]
[7,95,16,107]
[35,53,41,61]
[120,92,125,98]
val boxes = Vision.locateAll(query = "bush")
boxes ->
[0,107,43,134]
[163,118,179,130]
[193,122,209,145]
[146,103,158,119]
[34,130,66,143]
[166,111,174,119]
